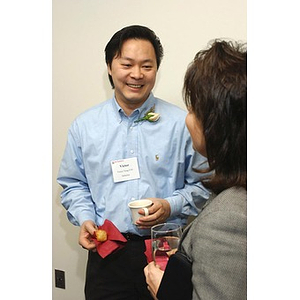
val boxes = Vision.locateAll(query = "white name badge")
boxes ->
[111,157,140,183]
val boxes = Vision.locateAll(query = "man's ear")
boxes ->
[107,64,112,75]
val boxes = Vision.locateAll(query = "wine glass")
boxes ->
[151,223,182,271]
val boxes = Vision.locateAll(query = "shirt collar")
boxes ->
[111,93,157,122]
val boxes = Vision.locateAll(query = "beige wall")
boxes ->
[53,0,246,299]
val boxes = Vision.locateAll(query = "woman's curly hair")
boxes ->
[183,40,247,194]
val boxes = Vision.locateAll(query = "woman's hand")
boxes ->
[144,262,164,299]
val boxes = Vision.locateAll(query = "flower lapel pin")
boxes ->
[134,104,160,123]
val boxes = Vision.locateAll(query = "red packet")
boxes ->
[91,219,127,258]
[144,239,153,263]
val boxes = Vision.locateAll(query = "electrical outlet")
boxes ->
[55,269,65,289]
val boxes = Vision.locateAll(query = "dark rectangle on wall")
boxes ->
[55,269,66,289]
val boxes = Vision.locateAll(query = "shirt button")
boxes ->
[130,150,134,154]
[131,197,135,201]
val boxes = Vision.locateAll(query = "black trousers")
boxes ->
[85,239,153,300]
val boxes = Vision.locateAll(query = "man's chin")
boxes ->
[124,92,149,104]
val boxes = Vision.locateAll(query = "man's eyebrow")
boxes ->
[119,57,155,63]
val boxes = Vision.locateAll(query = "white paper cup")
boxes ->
[128,199,153,224]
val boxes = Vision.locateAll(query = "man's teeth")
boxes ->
[128,84,142,88]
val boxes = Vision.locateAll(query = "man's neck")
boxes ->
[115,94,150,116]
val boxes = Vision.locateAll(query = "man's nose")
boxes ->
[130,66,144,79]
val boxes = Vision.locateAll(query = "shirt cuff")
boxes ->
[67,210,96,226]
[165,195,184,217]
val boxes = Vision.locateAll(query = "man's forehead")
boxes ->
[110,39,156,64]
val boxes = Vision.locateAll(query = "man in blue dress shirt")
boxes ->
[57,25,210,300]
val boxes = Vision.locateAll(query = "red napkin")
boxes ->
[91,219,127,258]
[144,239,154,263]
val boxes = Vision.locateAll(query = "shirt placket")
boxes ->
[126,117,139,202]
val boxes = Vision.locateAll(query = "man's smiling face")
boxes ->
[108,39,157,113]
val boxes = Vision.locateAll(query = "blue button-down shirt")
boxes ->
[57,93,210,235]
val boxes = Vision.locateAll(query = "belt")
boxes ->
[121,233,151,241]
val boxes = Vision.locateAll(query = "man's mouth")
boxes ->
[127,84,143,88]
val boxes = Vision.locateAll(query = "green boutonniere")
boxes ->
[134,105,160,123]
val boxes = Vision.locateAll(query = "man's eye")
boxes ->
[122,64,131,68]
[143,65,152,69]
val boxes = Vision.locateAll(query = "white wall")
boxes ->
[53,0,246,299]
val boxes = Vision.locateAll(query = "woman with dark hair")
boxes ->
[144,39,247,300]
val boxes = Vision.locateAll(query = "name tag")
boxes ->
[111,157,140,183]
